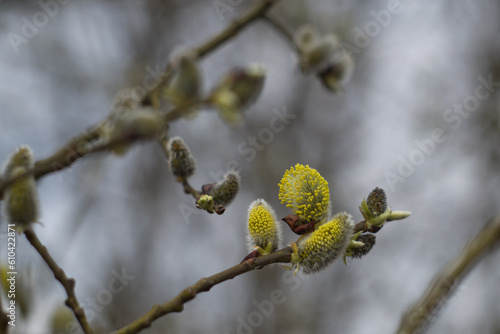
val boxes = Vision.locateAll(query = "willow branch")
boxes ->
[194,0,280,58]
[0,0,282,199]
[396,215,500,334]
[262,13,300,53]
[24,228,94,334]
[114,246,293,334]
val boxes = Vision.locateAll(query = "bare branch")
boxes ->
[396,215,500,334]
[24,228,94,334]
[114,247,293,334]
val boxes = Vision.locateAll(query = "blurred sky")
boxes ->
[1,0,500,333]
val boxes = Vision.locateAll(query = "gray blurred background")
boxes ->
[1,0,500,333]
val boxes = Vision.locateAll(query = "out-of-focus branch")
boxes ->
[114,246,293,334]
[194,0,280,58]
[0,0,283,200]
[262,13,300,53]
[396,215,500,334]
[24,228,94,334]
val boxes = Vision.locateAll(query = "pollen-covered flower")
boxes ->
[278,164,330,225]
[2,146,39,229]
[296,211,354,274]
[165,136,196,181]
[247,199,282,254]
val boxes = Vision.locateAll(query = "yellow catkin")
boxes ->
[298,211,354,274]
[278,164,330,224]
[247,199,282,253]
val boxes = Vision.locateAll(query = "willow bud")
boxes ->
[247,199,282,255]
[207,171,240,213]
[388,210,412,221]
[165,137,196,181]
[164,52,203,108]
[196,194,215,214]
[2,146,39,230]
[108,107,164,155]
[210,65,265,124]
[318,50,354,92]
[367,187,387,216]
[300,34,339,74]
[347,233,376,259]
[296,211,354,274]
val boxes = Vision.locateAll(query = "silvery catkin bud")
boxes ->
[318,50,354,92]
[164,52,203,107]
[210,65,266,124]
[299,34,339,74]
[297,211,354,274]
[209,171,240,208]
[247,199,282,254]
[349,233,376,259]
[166,136,196,181]
[367,187,387,217]
[2,146,39,229]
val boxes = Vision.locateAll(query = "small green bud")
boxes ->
[207,171,240,212]
[196,194,215,214]
[165,137,196,181]
[295,211,354,274]
[388,210,412,221]
[2,146,39,230]
[210,65,266,124]
[247,199,282,255]
[164,52,203,108]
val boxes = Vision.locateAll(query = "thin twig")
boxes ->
[193,0,280,58]
[24,228,94,334]
[262,13,301,54]
[396,215,500,334]
[114,247,293,334]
